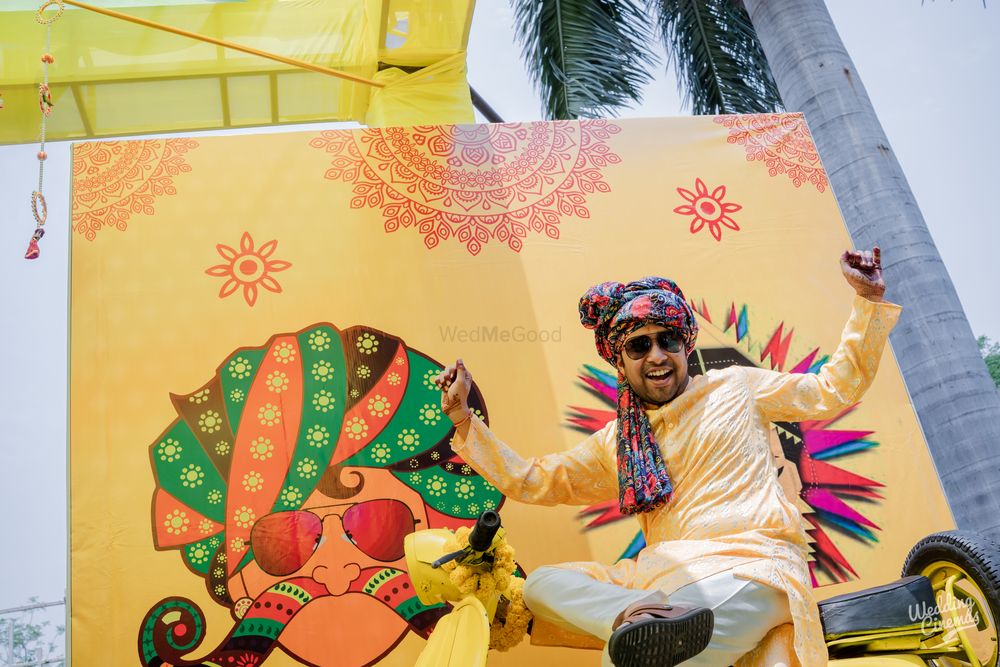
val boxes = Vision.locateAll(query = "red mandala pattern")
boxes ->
[72,138,198,240]
[309,120,621,255]
[713,113,827,192]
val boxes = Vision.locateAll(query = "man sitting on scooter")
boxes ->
[435,248,898,667]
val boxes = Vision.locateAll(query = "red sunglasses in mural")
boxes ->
[250,499,420,577]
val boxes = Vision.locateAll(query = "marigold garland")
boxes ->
[489,577,531,652]
[441,526,532,651]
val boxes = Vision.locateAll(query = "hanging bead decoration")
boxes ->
[25,0,63,260]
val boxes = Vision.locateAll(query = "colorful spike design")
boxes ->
[723,302,749,343]
[567,301,884,587]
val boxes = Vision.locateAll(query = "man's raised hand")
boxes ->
[840,246,886,302]
[435,358,473,425]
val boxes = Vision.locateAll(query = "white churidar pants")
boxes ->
[522,566,792,667]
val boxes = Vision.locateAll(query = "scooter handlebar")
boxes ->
[468,510,501,552]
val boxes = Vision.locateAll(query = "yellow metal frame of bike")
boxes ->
[405,530,468,604]
[824,615,972,663]
[415,596,490,667]
[918,559,998,667]
[404,527,509,619]
[829,657,928,666]
[406,526,524,666]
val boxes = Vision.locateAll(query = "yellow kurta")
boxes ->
[451,295,902,667]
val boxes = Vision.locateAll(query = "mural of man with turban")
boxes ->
[140,324,503,667]
[436,249,898,667]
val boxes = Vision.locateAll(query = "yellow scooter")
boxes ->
[406,512,1000,667]
[404,510,525,667]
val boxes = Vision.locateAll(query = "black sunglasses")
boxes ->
[622,331,684,360]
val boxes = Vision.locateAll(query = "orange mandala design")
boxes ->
[713,113,827,193]
[310,120,622,255]
[72,138,198,240]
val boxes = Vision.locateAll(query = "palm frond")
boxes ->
[512,0,659,120]
[652,0,783,115]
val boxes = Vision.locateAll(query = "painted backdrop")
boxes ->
[69,115,954,666]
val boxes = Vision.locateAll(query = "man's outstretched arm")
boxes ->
[436,359,618,506]
[747,247,903,423]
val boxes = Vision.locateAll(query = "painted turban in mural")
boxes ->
[139,324,502,667]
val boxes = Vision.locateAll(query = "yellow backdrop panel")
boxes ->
[69,114,954,666]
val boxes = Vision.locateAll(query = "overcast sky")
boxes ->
[0,0,997,622]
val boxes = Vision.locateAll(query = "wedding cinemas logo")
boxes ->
[910,598,981,635]
[438,325,563,344]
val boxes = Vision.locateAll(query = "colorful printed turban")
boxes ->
[578,277,698,514]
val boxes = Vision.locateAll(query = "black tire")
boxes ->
[901,530,1000,666]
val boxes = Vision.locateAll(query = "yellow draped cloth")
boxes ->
[452,295,903,667]
[0,0,475,143]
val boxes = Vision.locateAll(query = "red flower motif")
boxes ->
[205,232,291,307]
[673,178,742,242]
[633,300,652,319]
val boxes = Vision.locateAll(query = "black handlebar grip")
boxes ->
[468,510,501,552]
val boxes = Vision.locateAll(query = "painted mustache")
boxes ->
[138,569,448,666]
[138,576,329,667]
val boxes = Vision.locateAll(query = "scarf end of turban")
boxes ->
[618,490,672,516]
[614,377,675,516]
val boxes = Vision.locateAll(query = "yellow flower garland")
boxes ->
[441,526,533,651]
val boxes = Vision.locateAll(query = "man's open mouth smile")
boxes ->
[646,367,673,385]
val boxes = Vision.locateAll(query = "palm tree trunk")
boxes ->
[742,0,1000,539]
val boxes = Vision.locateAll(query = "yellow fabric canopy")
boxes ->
[0,0,475,144]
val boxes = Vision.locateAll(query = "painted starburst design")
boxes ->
[567,300,884,587]
[673,178,742,242]
[205,232,291,307]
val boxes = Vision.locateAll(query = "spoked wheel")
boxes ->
[902,531,1000,667]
